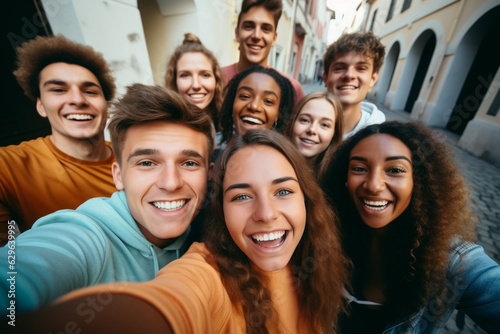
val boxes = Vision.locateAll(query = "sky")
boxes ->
[326,0,363,43]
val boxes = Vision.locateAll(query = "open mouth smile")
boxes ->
[363,199,389,211]
[300,138,317,145]
[152,200,187,212]
[251,231,286,248]
[65,114,95,121]
[241,116,264,125]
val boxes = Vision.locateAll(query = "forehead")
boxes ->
[224,145,296,185]
[177,52,212,70]
[239,73,280,93]
[39,62,100,85]
[121,121,209,159]
[330,51,374,67]
[351,134,411,159]
[299,99,335,119]
[239,5,275,28]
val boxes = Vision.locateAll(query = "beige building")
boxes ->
[350,0,500,167]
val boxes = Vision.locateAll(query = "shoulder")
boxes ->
[361,101,386,124]
[0,137,50,160]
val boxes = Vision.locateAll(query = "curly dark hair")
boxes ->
[205,129,349,333]
[219,65,294,145]
[323,121,476,323]
[13,35,116,101]
[164,33,224,130]
[323,31,386,76]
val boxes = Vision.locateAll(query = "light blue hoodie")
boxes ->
[0,191,191,314]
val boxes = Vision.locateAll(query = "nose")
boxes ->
[363,169,385,194]
[307,122,318,135]
[248,97,263,113]
[157,162,183,192]
[252,196,278,223]
[69,88,87,106]
[191,75,201,90]
[252,27,262,39]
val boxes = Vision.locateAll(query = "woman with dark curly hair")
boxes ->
[21,130,349,334]
[323,121,500,333]
[165,33,224,130]
[217,65,294,148]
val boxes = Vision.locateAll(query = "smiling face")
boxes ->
[36,62,108,143]
[236,5,277,68]
[347,134,413,229]
[233,72,281,135]
[176,52,216,110]
[292,98,336,159]
[223,145,306,271]
[112,122,209,248]
[323,51,379,108]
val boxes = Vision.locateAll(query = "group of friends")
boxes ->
[1,0,499,333]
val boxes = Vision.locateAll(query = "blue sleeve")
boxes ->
[450,243,500,333]
[0,215,110,314]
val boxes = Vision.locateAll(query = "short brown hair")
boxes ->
[323,31,386,75]
[237,0,283,29]
[108,84,215,164]
[164,33,224,130]
[13,35,116,101]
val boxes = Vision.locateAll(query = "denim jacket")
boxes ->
[381,242,500,333]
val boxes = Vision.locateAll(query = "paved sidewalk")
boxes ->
[302,82,500,333]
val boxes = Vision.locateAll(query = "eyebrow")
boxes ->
[224,176,298,194]
[237,86,279,98]
[299,113,334,122]
[43,79,101,90]
[127,149,206,164]
[332,61,371,66]
[350,155,411,163]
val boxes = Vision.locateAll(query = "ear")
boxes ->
[208,162,215,181]
[323,72,328,88]
[370,71,380,87]
[36,98,47,118]
[235,25,239,41]
[271,32,277,47]
[112,161,124,190]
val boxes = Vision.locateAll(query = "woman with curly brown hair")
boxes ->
[21,129,349,333]
[165,33,224,130]
[323,121,500,333]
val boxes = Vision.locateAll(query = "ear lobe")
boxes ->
[112,161,124,190]
[323,73,328,87]
[36,98,47,118]
[235,26,239,41]
[371,71,380,87]
[272,32,277,47]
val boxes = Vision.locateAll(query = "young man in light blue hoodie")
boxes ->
[0,84,214,314]
[323,31,387,139]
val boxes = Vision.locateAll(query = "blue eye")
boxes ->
[233,194,250,201]
[276,189,291,196]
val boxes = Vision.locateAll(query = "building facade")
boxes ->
[351,0,500,166]
[2,0,332,145]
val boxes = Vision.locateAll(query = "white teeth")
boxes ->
[364,200,389,210]
[189,94,205,99]
[301,138,316,144]
[338,86,357,90]
[152,200,186,211]
[252,231,285,242]
[248,45,263,50]
[66,114,94,120]
[242,116,264,125]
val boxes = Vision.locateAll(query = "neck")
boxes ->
[237,57,268,74]
[50,133,111,161]
[342,103,362,135]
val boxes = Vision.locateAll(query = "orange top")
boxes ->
[0,136,116,231]
[58,242,306,333]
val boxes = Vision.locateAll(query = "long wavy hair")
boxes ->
[219,66,295,145]
[205,129,349,333]
[164,33,224,130]
[323,121,476,321]
[284,91,343,182]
